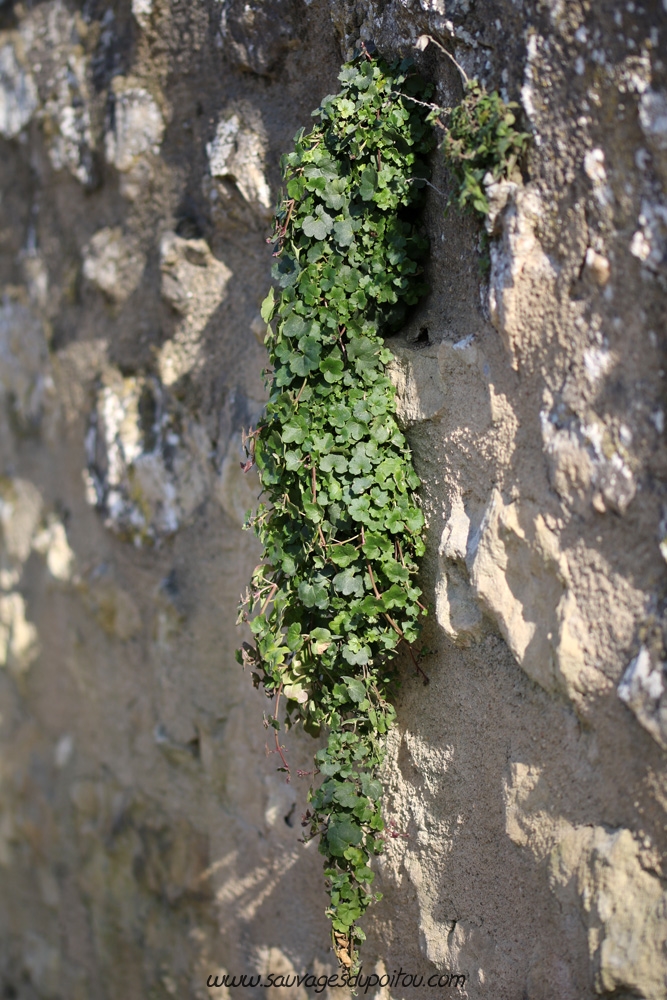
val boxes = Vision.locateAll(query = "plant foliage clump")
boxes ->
[237,53,432,967]
[441,78,530,217]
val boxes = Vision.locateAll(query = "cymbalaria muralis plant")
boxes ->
[237,42,529,969]
[237,52,432,968]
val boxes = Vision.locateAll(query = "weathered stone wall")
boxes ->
[0,1,666,998]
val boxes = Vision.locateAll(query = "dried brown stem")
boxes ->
[272,683,290,779]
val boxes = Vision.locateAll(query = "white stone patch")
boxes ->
[468,490,595,702]
[43,49,94,185]
[583,247,610,285]
[435,497,483,644]
[82,228,146,305]
[520,31,542,144]
[630,228,651,261]
[483,174,518,235]
[618,646,667,751]
[580,420,636,514]
[583,346,614,384]
[629,199,667,273]
[0,40,38,138]
[105,81,164,171]
[0,478,43,574]
[549,825,667,999]
[440,495,470,562]
[0,592,39,677]
[54,734,74,769]
[132,0,154,28]
[583,147,613,207]
[638,88,667,153]
[85,370,212,543]
[105,78,164,199]
[32,520,75,582]
[207,111,272,209]
[158,232,232,385]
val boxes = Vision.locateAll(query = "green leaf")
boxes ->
[360,774,382,800]
[333,782,359,808]
[327,819,363,857]
[333,567,363,597]
[329,543,358,568]
[320,354,344,382]
[362,532,392,559]
[359,166,378,200]
[342,644,369,665]
[320,453,348,474]
[333,218,355,247]
[283,314,307,338]
[310,627,332,654]
[298,581,328,608]
[344,677,366,703]
[260,287,275,323]
[385,509,405,533]
[302,206,334,240]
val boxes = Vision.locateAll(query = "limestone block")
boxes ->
[43,48,95,186]
[105,78,164,172]
[0,37,38,138]
[159,232,232,385]
[105,77,164,200]
[435,496,483,644]
[32,519,75,582]
[82,228,146,305]
[468,490,593,699]
[84,369,212,542]
[629,198,667,275]
[388,345,446,425]
[503,762,572,859]
[132,0,154,28]
[390,339,490,430]
[549,825,667,999]
[488,187,557,367]
[0,477,43,571]
[618,645,667,751]
[207,111,272,210]
[0,591,39,676]
[541,409,636,516]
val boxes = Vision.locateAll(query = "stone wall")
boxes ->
[0,1,666,998]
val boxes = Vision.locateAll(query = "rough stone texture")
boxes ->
[0,1,665,998]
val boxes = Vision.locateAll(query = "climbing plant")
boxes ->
[237,52,432,969]
[237,42,529,970]
[442,78,530,216]
[420,34,530,218]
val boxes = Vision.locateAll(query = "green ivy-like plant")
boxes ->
[237,53,432,968]
[440,78,530,217]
